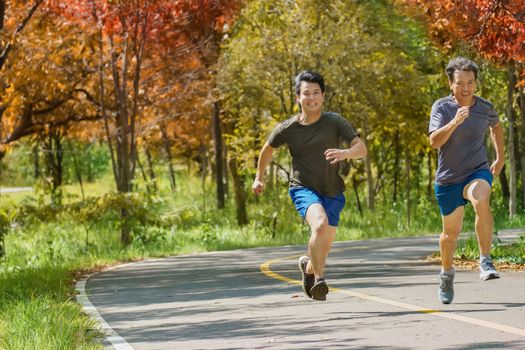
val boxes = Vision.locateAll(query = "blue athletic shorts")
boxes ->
[434,169,493,216]
[288,187,346,226]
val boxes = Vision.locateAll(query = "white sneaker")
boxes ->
[479,257,500,281]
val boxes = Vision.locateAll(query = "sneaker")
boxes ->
[479,257,500,281]
[438,269,454,304]
[298,256,315,298]
[310,278,329,301]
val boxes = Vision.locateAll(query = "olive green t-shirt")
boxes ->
[268,112,358,196]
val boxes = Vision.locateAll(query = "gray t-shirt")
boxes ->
[268,111,358,196]
[429,95,499,185]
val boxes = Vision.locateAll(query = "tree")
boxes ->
[45,0,239,243]
[176,0,242,209]
[1,9,100,202]
[1,0,45,158]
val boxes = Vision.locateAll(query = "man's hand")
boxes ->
[252,178,265,195]
[490,159,505,176]
[452,106,470,126]
[324,149,347,164]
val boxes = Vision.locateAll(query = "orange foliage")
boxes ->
[397,0,524,72]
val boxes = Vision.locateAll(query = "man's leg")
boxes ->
[305,203,337,279]
[463,179,492,256]
[463,179,499,280]
[438,206,464,304]
[440,206,464,271]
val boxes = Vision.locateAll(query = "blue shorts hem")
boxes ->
[435,169,493,216]
[288,187,345,226]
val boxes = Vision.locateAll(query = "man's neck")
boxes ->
[300,111,322,125]
[453,94,475,107]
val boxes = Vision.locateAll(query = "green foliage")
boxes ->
[62,141,111,184]
[0,140,110,188]
[0,210,10,259]
[219,0,440,174]
[0,143,36,187]
[457,233,525,263]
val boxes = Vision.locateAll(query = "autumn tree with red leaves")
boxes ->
[42,0,240,243]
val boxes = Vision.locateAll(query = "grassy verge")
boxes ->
[0,265,102,349]
[457,232,525,264]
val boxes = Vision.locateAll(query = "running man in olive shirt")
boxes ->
[252,70,367,301]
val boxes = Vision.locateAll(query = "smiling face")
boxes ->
[449,70,477,106]
[297,81,325,115]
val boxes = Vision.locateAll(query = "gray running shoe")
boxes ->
[438,269,455,304]
[479,257,500,281]
[298,256,315,298]
[310,278,329,301]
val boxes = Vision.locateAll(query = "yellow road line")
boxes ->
[260,253,525,338]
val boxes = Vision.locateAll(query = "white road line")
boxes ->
[76,271,135,350]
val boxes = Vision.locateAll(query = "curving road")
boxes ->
[79,230,525,349]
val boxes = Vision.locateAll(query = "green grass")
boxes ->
[0,297,101,349]
[457,232,525,263]
[0,190,33,205]
[0,260,105,349]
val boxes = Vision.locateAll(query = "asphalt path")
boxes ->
[80,230,525,349]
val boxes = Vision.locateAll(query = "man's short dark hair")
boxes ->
[295,70,325,95]
[445,57,479,82]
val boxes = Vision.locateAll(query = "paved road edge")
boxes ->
[76,266,135,350]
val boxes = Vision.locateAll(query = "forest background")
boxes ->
[0,0,524,348]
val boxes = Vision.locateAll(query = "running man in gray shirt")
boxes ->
[429,57,505,304]
[252,70,367,301]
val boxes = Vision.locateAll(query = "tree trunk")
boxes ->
[506,67,516,218]
[365,153,374,210]
[228,157,248,225]
[200,143,209,215]
[393,131,400,203]
[415,153,423,199]
[67,138,85,200]
[212,100,225,209]
[86,145,94,182]
[136,151,149,192]
[352,175,363,216]
[223,144,229,197]
[33,142,40,180]
[145,145,158,192]
[105,26,146,245]
[520,88,525,211]
[268,160,275,191]
[160,122,176,192]
[405,149,411,227]
[427,151,433,199]
[499,164,510,200]
[43,129,63,205]
[362,118,374,210]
